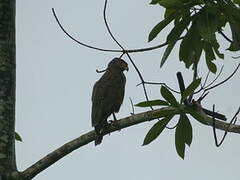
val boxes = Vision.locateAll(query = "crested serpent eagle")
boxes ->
[91,58,128,145]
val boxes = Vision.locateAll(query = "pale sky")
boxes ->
[16,1,240,180]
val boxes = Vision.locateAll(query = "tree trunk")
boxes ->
[0,0,17,179]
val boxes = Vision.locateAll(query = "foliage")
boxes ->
[149,0,240,73]
[15,132,22,142]
[180,78,201,103]
[175,114,192,159]
[139,0,240,159]
[136,82,201,159]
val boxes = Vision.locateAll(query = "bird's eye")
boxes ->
[120,62,128,71]
[121,63,127,68]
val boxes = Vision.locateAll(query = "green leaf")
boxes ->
[217,15,227,29]
[219,0,240,21]
[166,16,191,43]
[206,43,215,56]
[158,0,183,9]
[135,100,169,107]
[175,119,185,159]
[180,114,193,146]
[233,0,240,5]
[203,41,217,73]
[148,12,178,42]
[196,7,218,41]
[188,109,208,125]
[179,22,202,68]
[143,115,173,145]
[160,15,192,67]
[175,114,193,159]
[228,21,240,51]
[212,39,224,59]
[150,0,160,4]
[15,132,22,142]
[194,40,203,65]
[164,8,176,19]
[160,86,178,106]
[228,3,240,22]
[160,41,176,67]
[218,3,240,51]
[206,59,217,74]
[181,78,201,103]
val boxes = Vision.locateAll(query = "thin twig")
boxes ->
[126,53,152,103]
[198,91,209,102]
[129,98,135,115]
[51,8,183,54]
[51,8,119,52]
[205,63,240,91]
[233,117,238,125]
[126,39,183,53]
[204,65,224,89]
[218,30,233,43]
[136,81,180,94]
[202,70,210,88]
[119,52,125,58]
[232,55,240,59]
[102,0,152,108]
[103,0,124,50]
[194,66,224,94]
[212,105,219,146]
[212,105,240,147]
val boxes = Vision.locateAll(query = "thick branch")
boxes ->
[21,106,240,179]
[0,0,17,178]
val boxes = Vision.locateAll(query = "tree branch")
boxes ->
[102,0,154,110]
[20,105,240,179]
[0,0,17,177]
[205,63,240,91]
[51,8,183,54]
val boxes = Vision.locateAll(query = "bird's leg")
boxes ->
[108,113,121,131]
[108,113,117,124]
[113,113,117,121]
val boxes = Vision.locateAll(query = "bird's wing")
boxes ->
[91,73,111,127]
[91,81,103,127]
[114,73,126,112]
[91,71,126,126]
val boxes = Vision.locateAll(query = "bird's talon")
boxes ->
[109,122,121,132]
[108,120,114,124]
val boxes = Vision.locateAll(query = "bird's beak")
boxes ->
[121,63,129,71]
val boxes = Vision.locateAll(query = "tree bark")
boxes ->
[0,0,17,179]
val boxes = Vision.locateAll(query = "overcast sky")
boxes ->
[16,1,240,180]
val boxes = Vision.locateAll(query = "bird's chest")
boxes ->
[97,70,126,100]
[108,74,126,89]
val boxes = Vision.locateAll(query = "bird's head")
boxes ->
[108,58,129,72]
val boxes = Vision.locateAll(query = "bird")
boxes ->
[91,58,128,145]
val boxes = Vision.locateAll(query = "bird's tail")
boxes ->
[95,134,103,145]
[94,126,103,146]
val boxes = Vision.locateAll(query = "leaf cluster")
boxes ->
[149,0,240,73]
[136,79,203,159]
